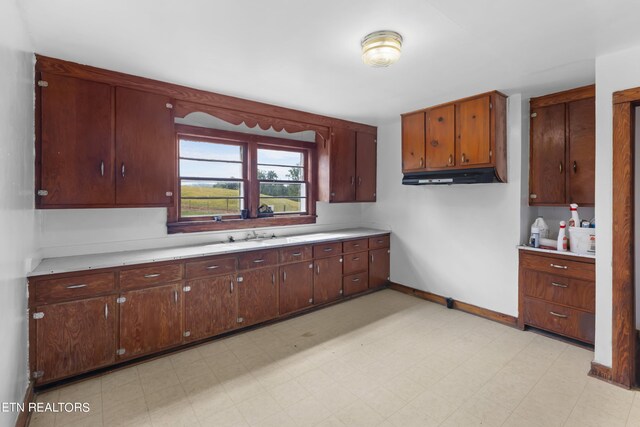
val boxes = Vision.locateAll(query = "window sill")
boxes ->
[167,215,317,234]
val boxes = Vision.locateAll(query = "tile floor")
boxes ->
[29,289,640,427]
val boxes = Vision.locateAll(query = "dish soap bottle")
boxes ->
[557,221,568,252]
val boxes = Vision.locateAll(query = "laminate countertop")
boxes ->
[518,245,596,260]
[29,228,391,277]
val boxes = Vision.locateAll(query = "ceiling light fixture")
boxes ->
[361,30,403,67]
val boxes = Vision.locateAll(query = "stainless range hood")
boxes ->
[402,167,502,185]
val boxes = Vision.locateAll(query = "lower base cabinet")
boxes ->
[343,272,368,296]
[118,283,182,359]
[369,248,390,288]
[184,274,237,341]
[237,267,279,327]
[314,256,344,304]
[34,296,116,383]
[279,261,314,314]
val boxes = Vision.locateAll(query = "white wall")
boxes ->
[593,44,640,366]
[38,202,366,258]
[0,2,38,426]
[361,95,525,316]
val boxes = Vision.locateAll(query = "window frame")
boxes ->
[168,124,317,233]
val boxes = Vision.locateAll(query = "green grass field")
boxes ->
[181,185,302,217]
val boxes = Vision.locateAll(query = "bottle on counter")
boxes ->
[557,221,568,252]
[530,227,540,248]
[568,203,580,228]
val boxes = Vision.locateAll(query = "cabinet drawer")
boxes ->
[34,272,116,304]
[313,242,342,258]
[522,270,595,312]
[520,252,594,281]
[343,272,368,296]
[343,239,368,253]
[119,263,183,290]
[343,251,368,275]
[523,298,594,344]
[238,250,278,270]
[185,257,237,279]
[369,235,390,249]
[280,246,312,263]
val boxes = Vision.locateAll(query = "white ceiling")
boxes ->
[18,0,640,125]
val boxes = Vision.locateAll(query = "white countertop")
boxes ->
[30,228,390,277]
[518,245,596,260]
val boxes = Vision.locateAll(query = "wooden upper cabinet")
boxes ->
[457,96,491,167]
[401,91,507,181]
[38,73,115,207]
[356,132,377,202]
[426,105,455,169]
[530,103,566,205]
[401,111,426,171]
[529,85,595,206]
[329,127,357,202]
[568,97,595,205]
[35,296,116,383]
[115,87,175,206]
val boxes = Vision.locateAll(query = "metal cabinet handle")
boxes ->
[549,264,568,270]
[353,257,360,261]
[448,154,453,166]
[549,311,567,318]
[316,265,320,275]
[104,303,109,320]
[358,176,362,186]
[371,254,374,263]
[573,161,577,173]
[351,176,355,185]
[230,280,234,293]
[272,273,275,285]
[292,252,302,257]
[66,284,87,289]
[353,244,360,248]
[559,162,563,173]
[352,278,360,282]
[100,161,104,177]
[377,240,383,243]
[283,271,287,281]
[253,259,265,263]
[462,153,469,163]
[144,273,161,278]
[323,248,333,252]
[121,163,126,177]
[173,290,178,304]
[551,282,568,288]
[206,265,220,270]
[419,157,424,167]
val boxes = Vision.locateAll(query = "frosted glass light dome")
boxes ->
[361,30,403,67]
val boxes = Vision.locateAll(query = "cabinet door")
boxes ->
[369,248,390,288]
[35,296,115,383]
[39,73,114,206]
[119,283,182,358]
[568,98,595,205]
[237,267,279,326]
[280,262,314,314]
[115,87,175,206]
[330,127,356,202]
[457,96,491,167]
[184,274,237,341]
[356,132,377,202]
[426,105,456,169]
[401,112,426,171]
[314,256,343,304]
[530,103,566,205]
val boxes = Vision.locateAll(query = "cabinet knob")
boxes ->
[573,161,577,173]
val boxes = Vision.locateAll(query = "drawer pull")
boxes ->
[352,278,360,282]
[353,257,360,261]
[206,265,220,270]
[253,259,265,263]
[549,311,568,319]
[353,244,360,247]
[144,273,161,278]
[292,252,302,256]
[66,284,88,289]
[323,248,333,252]
[551,282,568,288]
[549,264,568,270]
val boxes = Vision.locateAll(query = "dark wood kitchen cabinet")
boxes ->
[33,296,116,383]
[279,261,314,314]
[237,267,279,326]
[401,91,507,182]
[118,283,182,359]
[115,87,175,206]
[529,85,595,206]
[37,73,115,207]
[184,274,237,341]
[369,248,391,288]
[318,127,378,203]
[314,256,344,304]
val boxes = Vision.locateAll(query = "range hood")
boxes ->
[402,167,502,185]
